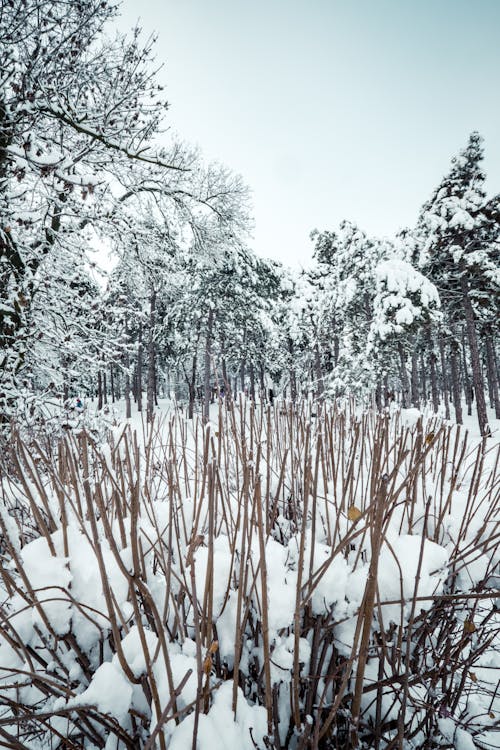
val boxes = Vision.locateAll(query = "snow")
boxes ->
[168,683,267,750]
[61,662,133,722]
[0,398,498,748]
[371,258,440,341]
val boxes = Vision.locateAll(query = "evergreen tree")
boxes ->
[418,132,499,435]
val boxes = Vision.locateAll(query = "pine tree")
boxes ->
[419,132,499,436]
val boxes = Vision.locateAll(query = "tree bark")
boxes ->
[97,371,103,411]
[125,369,131,419]
[102,369,108,406]
[249,362,255,401]
[438,333,450,420]
[420,352,427,403]
[397,342,410,408]
[287,337,297,402]
[240,361,246,394]
[449,336,463,425]
[426,327,439,413]
[314,343,324,399]
[221,357,229,396]
[259,364,265,401]
[461,326,472,417]
[146,289,157,424]
[203,308,214,423]
[410,350,419,408]
[484,333,500,419]
[460,275,489,436]
[136,323,143,413]
[110,365,116,403]
[184,355,197,420]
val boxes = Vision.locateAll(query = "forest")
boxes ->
[0,2,499,749]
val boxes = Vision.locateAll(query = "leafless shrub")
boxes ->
[0,400,498,749]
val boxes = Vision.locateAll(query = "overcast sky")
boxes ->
[117,0,500,267]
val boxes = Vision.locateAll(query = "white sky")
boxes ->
[117,0,500,268]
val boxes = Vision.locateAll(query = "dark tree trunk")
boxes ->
[397,342,410,408]
[484,333,500,418]
[97,371,103,411]
[124,320,132,419]
[102,370,108,406]
[333,334,340,367]
[240,361,246,394]
[146,290,157,424]
[420,352,427,403]
[221,357,229,395]
[449,337,463,425]
[411,350,419,408]
[110,365,116,403]
[461,326,472,417]
[186,353,198,420]
[460,275,489,436]
[125,370,131,419]
[249,362,255,401]
[137,324,143,413]
[203,308,214,423]
[287,338,297,402]
[438,333,450,421]
[259,364,265,401]
[427,327,439,413]
[383,374,390,407]
[314,343,324,398]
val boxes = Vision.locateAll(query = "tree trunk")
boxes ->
[397,341,410,408]
[288,338,297,402]
[146,290,157,424]
[186,353,197,420]
[383,374,390,407]
[97,371,103,411]
[461,326,472,417]
[314,343,324,399]
[333,334,340,367]
[137,324,143,413]
[249,362,255,401]
[110,365,116,403]
[427,327,439,413]
[438,333,450,421]
[240,361,246,394]
[460,275,489,436]
[221,357,229,396]
[420,352,427,403]
[203,308,214,423]
[410,350,419,408]
[125,374,131,419]
[449,337,463,425]
[484,333,500,418]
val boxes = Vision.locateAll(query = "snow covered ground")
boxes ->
[0,397,498,749]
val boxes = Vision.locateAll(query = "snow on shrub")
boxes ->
[0,402,498,749]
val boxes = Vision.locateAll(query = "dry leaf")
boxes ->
[209,640,219,654]
[464,620,476,634]
[425,432,435,444]
[469,671,477,682]
[348,505,362,522]
[203,655,212,675]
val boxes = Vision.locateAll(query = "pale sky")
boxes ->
[117,0,500,267]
